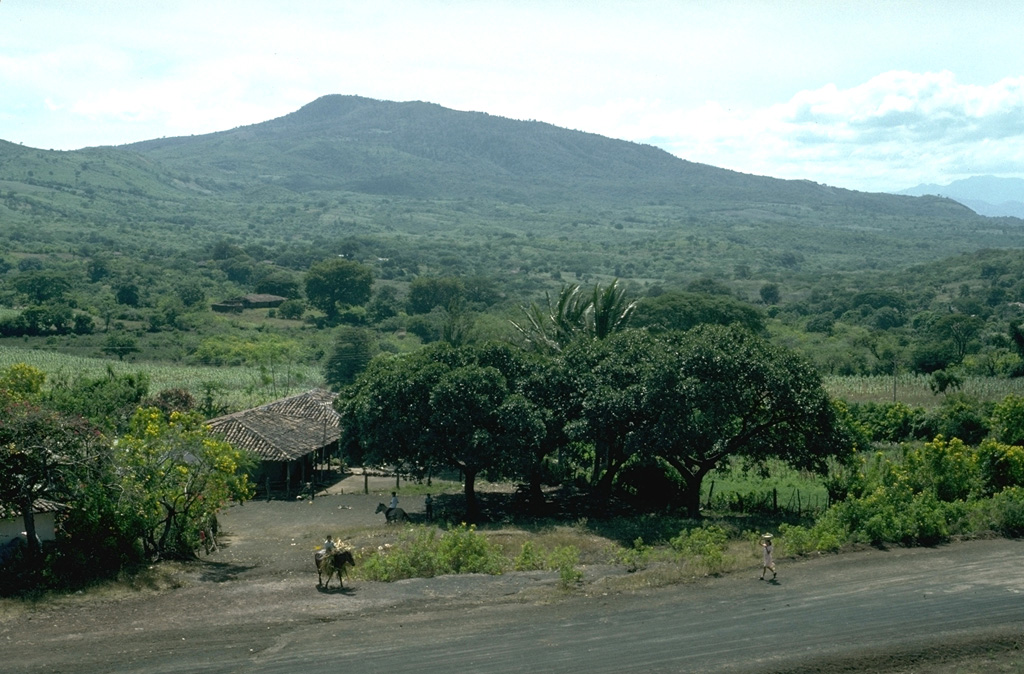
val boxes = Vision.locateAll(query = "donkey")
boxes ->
[315,549,355,589]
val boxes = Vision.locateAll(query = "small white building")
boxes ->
[0,499,62,547]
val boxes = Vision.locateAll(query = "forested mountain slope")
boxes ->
[2,95,1021,282]
[3,95,1024,387]
[129,94,971,215]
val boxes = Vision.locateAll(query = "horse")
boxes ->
[375,502,408,523]
[315,549,355,589]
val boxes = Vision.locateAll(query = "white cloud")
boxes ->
[5,2,1024,192]
[610,72,1024,191]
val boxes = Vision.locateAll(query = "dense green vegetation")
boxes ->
[5,95,1024,594]
[0,366,253,594]
[3,95,1024,398]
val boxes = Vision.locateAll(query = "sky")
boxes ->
[3,0,1024,193]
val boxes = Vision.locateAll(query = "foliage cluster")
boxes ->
[356,524,507,582]
[0,365,257,595]
[4,99,1024,403]
[778,434,1024,552]
[339,323,852,522]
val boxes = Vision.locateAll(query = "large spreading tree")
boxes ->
[338,342,546,521]
[564,326,853,516]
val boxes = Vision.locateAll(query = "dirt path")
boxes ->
[2,488,1024,673]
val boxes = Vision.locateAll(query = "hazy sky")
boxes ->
[3,1,1024,193]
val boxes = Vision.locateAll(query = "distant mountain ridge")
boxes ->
[126,95,972,217]
[897,176,1024,218]
[2,94,1022,281]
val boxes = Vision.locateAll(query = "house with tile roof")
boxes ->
[206,389,340,497]
[0,498,62,551]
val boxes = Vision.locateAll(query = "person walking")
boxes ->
[760,533,776,580]
[424,493,433,521]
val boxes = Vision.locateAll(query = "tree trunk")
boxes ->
[20,496,40,561]
[682,475,704,519]
[463,468,479,522]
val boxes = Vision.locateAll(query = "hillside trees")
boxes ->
[407,276,466,315]
[631,290,765,334]
[304,258,374,319]
[324,326,378,390]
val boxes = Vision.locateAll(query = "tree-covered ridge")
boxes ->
[2,94,1024,393]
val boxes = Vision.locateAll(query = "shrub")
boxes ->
[976,440,1024,496]
[670,525,728,573]
[357,524,506,582]
[549,545,582,589]
[982,487,1024,537]
[616,537,652,573]
[436,523,505,575]
[513,540,546,571]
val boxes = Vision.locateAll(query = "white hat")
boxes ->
[762,533,773,539]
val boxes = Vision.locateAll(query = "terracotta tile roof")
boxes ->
[206,389,341,462]
[0,499,64,521]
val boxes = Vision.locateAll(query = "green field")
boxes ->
[822,374,1024,408]
[0,345,325,413]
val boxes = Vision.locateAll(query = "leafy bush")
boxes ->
[513,540,546,571]
[670,525,728,572]
[548,545,582,589]
[436,523,505,575]
[979,487,1024,536]
[616,537,652,572]
[976,439,1024,496]
[777,522,842,555]
[358,524,506,582]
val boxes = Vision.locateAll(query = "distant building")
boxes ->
[211,294,287,313]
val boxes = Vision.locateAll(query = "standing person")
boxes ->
[760,533,776,580]
[424,493,433,521]
[389,491,399,510]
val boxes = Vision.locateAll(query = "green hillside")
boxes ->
[2,95,1024,409]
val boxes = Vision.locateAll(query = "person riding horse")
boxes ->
[314,538,355,589]
[375,502,408,523]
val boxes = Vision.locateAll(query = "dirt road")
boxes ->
[2,490,1023,673]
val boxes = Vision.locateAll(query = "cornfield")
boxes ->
[0,345,326,413]
[823,374,1024,409]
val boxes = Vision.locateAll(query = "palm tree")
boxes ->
[586,279,638,340]
[511,280,636,352]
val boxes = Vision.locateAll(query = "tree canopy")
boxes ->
[339,342,545,520]
[304,258,374,319]
[340,327,852,519]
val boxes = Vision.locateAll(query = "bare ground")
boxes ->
[1,475,1023,673]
